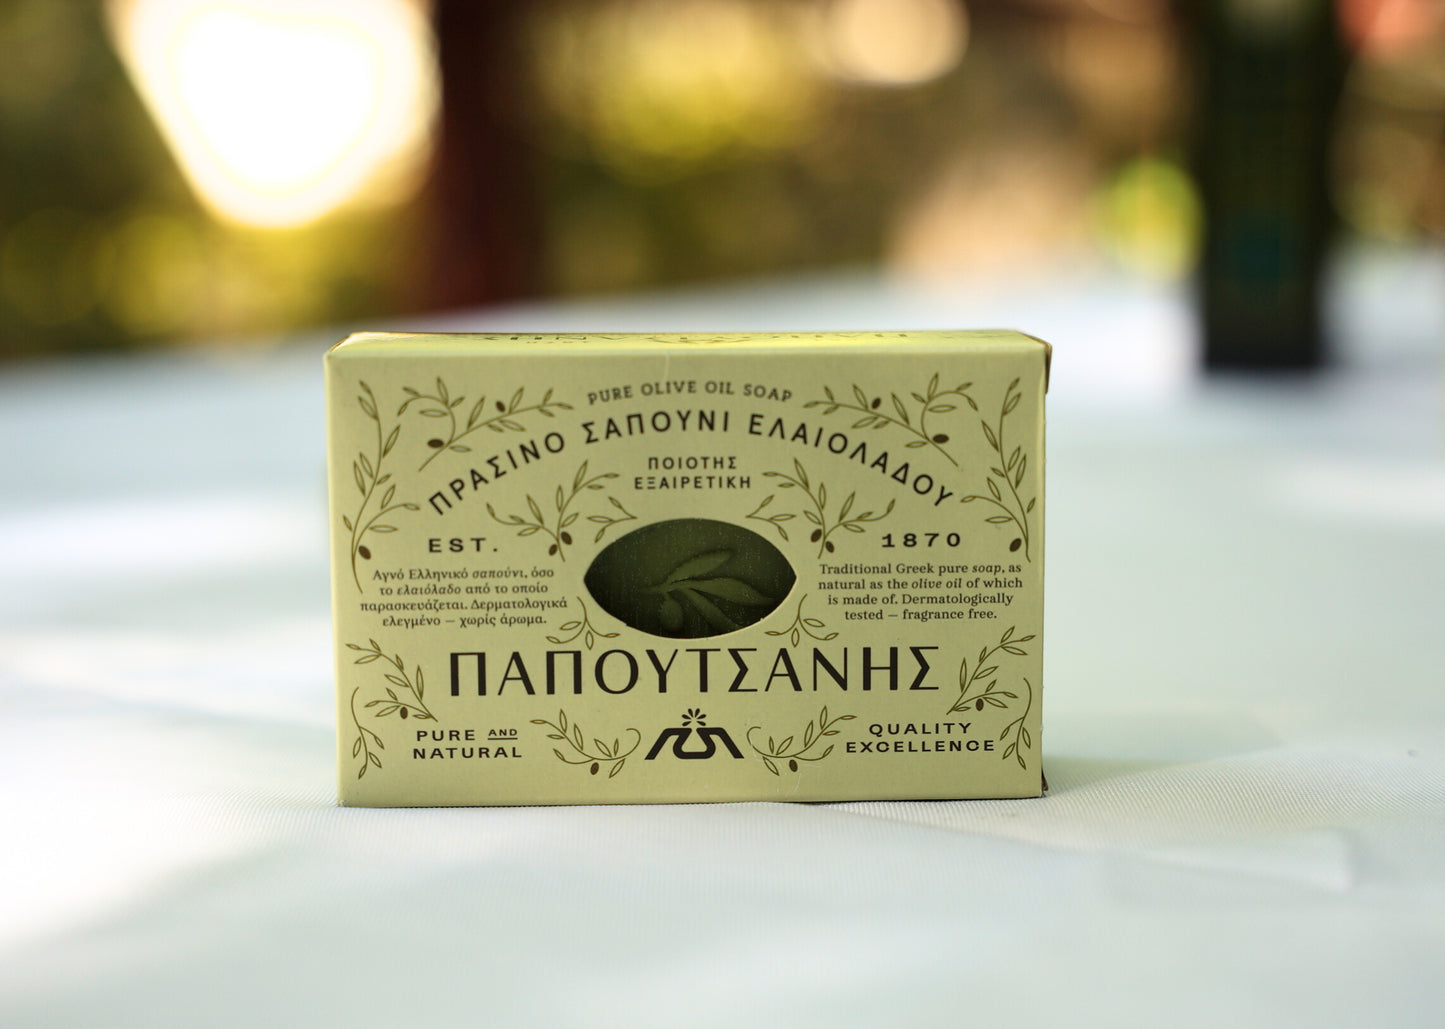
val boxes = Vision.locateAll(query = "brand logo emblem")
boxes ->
[645,708,743,761]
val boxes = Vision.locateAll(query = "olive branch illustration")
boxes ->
[546,597,620,649]
[399,378,573,470]
[764,594,837,646]
[644,549,775,634]
[747,460,895,556]
[485,461,635,560]
[530,709,641,778]
[344,381,420,592]
[345,641,437,779]
[999,679,1035,770]
[803,373,975,467]
[960,377,1035,560]
[947,625,1037,770]
[348,640,438,721]
[348,687,384,779]
[747,706,855,776]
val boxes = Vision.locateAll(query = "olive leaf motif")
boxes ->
[764,594,838,647]
[803,373,975,466]
[348,640,437,722]
[947,625,1034,716]
[546,597,619,650]
[348,687,384,779]
[530,710,641,778]
[644,550,773,633]
[748,460,894,556]
[948,626,1037,770]
[960,378,1036,560]
[747,706,856,776]
[346,381,420,591]
[399,380,573,470]
[345,641,438,780]
[487,461,635,561]
[999,679,1035,770]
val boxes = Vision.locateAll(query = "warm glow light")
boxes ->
[107,0,437,228]
[530,0,818,179]
[819,0,967,87]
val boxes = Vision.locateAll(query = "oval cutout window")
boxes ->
[584,519,795,639]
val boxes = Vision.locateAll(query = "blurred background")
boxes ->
[0,0,1441,365]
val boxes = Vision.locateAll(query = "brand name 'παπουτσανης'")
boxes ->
[447,645,941,697]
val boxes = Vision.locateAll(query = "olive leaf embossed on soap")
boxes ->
[584,520,795,639]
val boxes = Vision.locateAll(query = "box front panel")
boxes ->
[327,333,1045,805]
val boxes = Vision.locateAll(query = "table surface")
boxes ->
[2,251,1443,1027]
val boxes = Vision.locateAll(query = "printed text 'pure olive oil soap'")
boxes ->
[326,331,1049,805]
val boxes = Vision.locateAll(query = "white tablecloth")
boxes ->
[2,252,1443,1026]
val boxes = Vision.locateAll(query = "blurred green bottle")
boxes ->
[1193,0,1346,370]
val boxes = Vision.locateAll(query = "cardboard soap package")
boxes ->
[326,331,1049,806]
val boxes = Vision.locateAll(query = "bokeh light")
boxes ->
[814,0,968,87]
[105,0,438,228]
[1092,155,1202,279]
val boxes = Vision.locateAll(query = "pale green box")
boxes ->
[326,331,1049,805]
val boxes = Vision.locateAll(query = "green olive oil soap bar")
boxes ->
[326,331,1049,805]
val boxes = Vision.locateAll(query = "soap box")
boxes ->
[326,331,1049,806]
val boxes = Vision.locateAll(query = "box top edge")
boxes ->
[327,330,1051,392]
[330,328,1049,354]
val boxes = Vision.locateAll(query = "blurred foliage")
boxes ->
[0,0,424,360]
[0,0,1441,360]
[523,0,1180,293]
[0,1,168,357]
